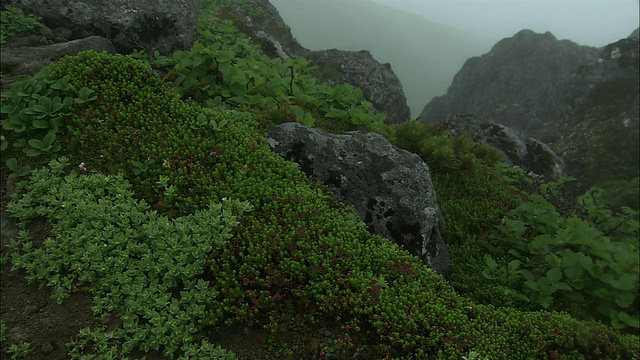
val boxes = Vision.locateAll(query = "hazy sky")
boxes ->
[372,0,640,47]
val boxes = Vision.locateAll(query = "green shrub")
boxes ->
[8,157,247,358]
[137,15,387,134]
[431,164,526,305]
[1,66,97,178]
[390,121,504,171]
[0,4,43,44]
[484,179,640,331]
[2,15,638,359]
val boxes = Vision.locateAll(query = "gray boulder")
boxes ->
[13,0,199,55]
[266,122,450,278]
[1,36,116,77]
[441,114,566,181]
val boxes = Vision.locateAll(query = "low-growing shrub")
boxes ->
[484,179,640,331]
[390,121,504,171]
[1,18,638,360]
[7,157,247,358]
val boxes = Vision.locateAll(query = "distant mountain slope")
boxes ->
[269,0,493,117]
[371,0,639,48]
[420,28,639,204]
[420,29,598,143]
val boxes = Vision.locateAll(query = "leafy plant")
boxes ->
[0,4,43,44]
[483,179,640,330]
[8,157,250,357]
[1,66,96,178]
[7,341,31,359]
[463,349,489,360]
[136,18,386,134]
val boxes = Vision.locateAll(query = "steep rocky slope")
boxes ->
[219,0,410,124]
[420,29,597,143]
[553,29,639,197]
[420,28,639,202]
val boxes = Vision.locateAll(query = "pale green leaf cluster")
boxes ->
[7,157,250,358]
[0,5,43,44]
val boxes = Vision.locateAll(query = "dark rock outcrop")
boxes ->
[0,213,19,250]
[13,0,199,55]
[306,49,411,124]
[440,115,565,181]
[420,29,597,143]
[552,31,639,191]
[561,30,640,133]
[266,122,450,277]
[220,0,411,124]
[1,36,115,77]
[217,0,306,59]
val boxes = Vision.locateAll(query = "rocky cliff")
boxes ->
[12,0,199,55]
[553,29,639,196]
[420,29,639,203]
[419,29,597,143]
[219,0,411,124]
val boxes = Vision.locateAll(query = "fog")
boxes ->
[271,0,638,116]
[371,0,640,47]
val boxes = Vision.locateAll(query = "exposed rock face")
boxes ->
[266,122,450,277]
[218,0,307,58]
[561,31,640,133]
[1,36,115,77]
[307,49,411,124]
[440,115,565,181]
[553,31,639,191]
[221,0,411,124]
[420,29,597,143]
[13,0,199,55]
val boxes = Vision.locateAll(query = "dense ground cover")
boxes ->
[1,1,638,359]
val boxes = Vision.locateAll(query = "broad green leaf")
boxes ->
[32,119,50,129]
[529,234,553,251]
[524,280,539,291]
[546,267,563,284]
[28,138,45,149]
[619,311,640,328]
[352,87,364,102]
[520,269,536,282]
[556,281,572,292]
[593,288,612,301]
[31,104,48,113]
[43,132,56,146]
[216,50,236,63]
[562,263,584,281]
[6,158,19,171]
[608,273,638,291]
[615,292,636,308]
[39,96,52,110]
[24,148,43,157]
[507,259,521,271]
